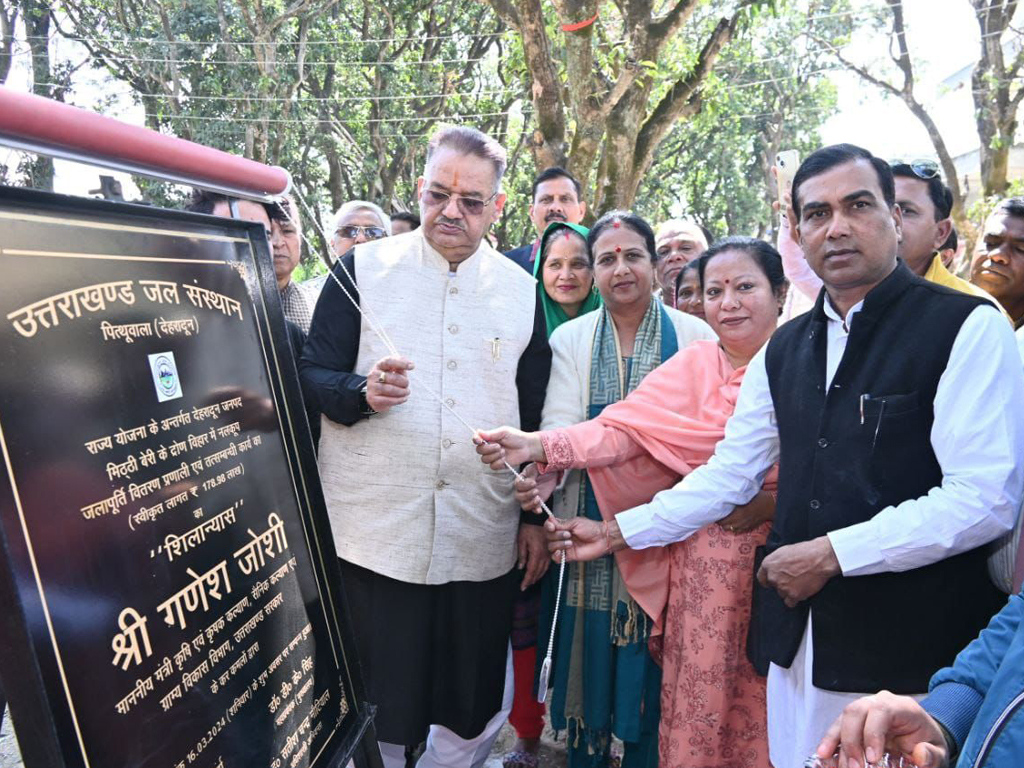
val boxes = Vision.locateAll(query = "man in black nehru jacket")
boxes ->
[546,144,1024,767]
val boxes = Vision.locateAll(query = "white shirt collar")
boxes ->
[822,294,865,333]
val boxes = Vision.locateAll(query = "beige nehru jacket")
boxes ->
[317,230,538,584]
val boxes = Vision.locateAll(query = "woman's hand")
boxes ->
[474,427,546,469]
[545,517,625,562]
[515,463,558,513]
[717,490,776,534]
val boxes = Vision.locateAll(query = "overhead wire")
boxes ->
[27,81,523,103]
[19,0,1023,61]
[22,30,514,47]
[13,5,1021,85]
[140,110,515,124]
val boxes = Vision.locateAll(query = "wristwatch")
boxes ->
[358,384,377,416]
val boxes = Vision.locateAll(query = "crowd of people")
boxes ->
[194,125,1024,768]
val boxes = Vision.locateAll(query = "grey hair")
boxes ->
[655,218,708,247]
[426,124,508,188]
[330,200,391,237]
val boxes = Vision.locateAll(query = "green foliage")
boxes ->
[633,0,842,238]
[37,0,846,251]
[53,0,529,253]
[965,177,1024,243]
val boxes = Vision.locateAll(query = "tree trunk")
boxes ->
[493,0,567,170]
[986,133,1012,197]
[971,0,1022,198]
[23,0,54,190]
[0,1,18,84]
[597,90,651,212]
[818,1,971,222]
[904,98,967,227]
[972,65,1006,197]
[480,0,748,212]
[324,143,346,213]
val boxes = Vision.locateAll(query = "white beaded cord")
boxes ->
[280,189,568,703]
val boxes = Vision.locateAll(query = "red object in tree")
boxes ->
[0,87,291,200]
[561,11,599,32]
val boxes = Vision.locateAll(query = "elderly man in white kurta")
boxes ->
[299,126,551,768]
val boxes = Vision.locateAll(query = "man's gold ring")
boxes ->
[377,371,387,384]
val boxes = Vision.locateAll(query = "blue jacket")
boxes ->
[504,242,537,273]
[923,592,1024,767]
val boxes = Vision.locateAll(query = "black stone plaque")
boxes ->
[0,187,382,768]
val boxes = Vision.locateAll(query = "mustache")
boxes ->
[545,212,567,222]
[437,216,465,230]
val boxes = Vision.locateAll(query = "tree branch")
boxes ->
[477,0,566,168]
[811,33,903,99]
[887,0,914,94]
[1007,34,1024,81]
[482,0,519,27]
[811,10,967,217]
[634,14,736,171]
[647,0,699,46]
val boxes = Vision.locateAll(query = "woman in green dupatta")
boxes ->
[534,221,602,334]
[529,212,714,767]
[506,222,601,768]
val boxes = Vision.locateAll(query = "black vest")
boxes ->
[753,262,1004,693]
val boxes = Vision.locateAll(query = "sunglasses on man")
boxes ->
[421,188,499,217]
[335,225,387,241]
[889,158,940,180]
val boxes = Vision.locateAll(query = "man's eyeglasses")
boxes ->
[335,225,387,241]
[421,188,499,216]
[889,158,940,180]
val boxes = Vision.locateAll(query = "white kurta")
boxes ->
[318,230,539,584]
[614,301,1024,767]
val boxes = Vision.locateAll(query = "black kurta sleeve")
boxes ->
[285,320,322,448]
[516,290,552,433]
[516,292,551,526]
[298,250,368,427]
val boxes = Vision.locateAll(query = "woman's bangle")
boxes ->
[602,521,613,555]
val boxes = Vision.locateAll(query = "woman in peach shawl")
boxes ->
[477,237,789,768]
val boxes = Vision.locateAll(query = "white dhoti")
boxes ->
[767,615,925,768]
[379,645,514,768]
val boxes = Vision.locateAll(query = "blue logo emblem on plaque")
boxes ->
[148,352,182,402]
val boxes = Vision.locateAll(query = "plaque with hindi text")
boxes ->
[0,187,381,768]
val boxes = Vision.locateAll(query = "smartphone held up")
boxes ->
[775,149,799,218]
